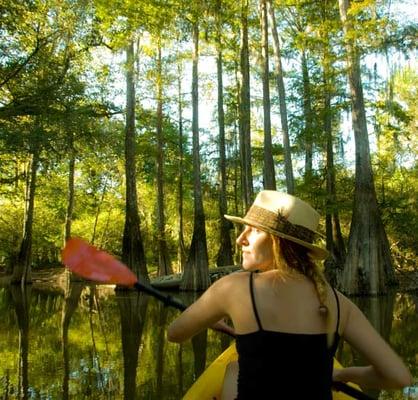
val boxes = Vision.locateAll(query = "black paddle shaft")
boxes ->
[134,281,235,338]
[332,381,376,400]
[134,281,187,311]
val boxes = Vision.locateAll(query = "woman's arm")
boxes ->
[333,365,411,390]
[335,297,412,390]
[167,275,234,342]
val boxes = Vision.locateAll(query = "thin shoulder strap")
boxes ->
[249,272,263,331]
[331,286,341,333]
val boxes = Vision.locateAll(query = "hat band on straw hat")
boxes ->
[245,205,315,243]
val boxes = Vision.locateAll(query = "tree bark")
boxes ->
[301,49,314,181]
[215,0,234,267]
[177,64,186,273]
[239,0,254,211]
[260,0,276,190]
[12,141,39,284]
[64,133,75,243]
[234,61,243,265]
[91,179,107,245]
[181,22,210,291]
[122,39,148,282]
[155,40,172,276]
[323,71,346,285]
[320,8,346,285]
[267,0,294,194]
[338,0,397,295]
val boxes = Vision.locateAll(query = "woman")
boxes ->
[168,191,412,399]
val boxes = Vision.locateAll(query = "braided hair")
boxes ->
[270,235,329,317]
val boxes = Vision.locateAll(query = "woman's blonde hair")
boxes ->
[270,234,329,316]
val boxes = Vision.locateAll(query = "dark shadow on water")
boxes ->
[116,289,149,400]
[192,331,208,380]
[178,291,208,380]
[61,282,84,400]
[155,302,168,399]
[345,292,397,399]
[10,285,31,400]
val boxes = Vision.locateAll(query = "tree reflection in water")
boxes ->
[0,286,415,399]
[10,285,31,400]
[117,289,149,400]
[61,281,83,400]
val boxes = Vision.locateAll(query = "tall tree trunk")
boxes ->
[239,0,254,211]
[12,141,40,284]
[177,64,186,273]
[64,141,81,281]
[234,61,243,265]
[321,6,346,285]
[91,180,107,245]
[64,136,80,282]
[64,133,75,243]
[155,40,172,276]
[323,70,346,285]
[215,1,234,267]
[267,0,294,194]
[338,0,396,295]
[260,0,276,190]
[122,39,148,282]
[301,50,314,181]
[181,22,210,291]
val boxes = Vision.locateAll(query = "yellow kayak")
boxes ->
[183,343,361,400]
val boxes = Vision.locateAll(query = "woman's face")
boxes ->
[236,225,274,271]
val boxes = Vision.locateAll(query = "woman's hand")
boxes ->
[333,368,347,383]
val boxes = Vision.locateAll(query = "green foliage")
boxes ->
[0,0,416,274]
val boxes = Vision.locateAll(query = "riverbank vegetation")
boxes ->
[0,0,416,294]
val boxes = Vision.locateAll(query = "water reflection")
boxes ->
[0,284,416,399]
[62,282,83,400]
[340,293,396,399]
[10,285,31,400]
[117,289,148,400]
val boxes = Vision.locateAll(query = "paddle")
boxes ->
[61,237,375,400]
[332,382,375,400]
[62,237,187,311]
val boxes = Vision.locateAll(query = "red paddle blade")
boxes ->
[62,238,138,286]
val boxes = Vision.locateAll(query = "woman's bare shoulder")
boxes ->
[212,270,250,290]
[207,271,249,300]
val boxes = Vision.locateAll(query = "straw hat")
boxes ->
[224,191,328,259]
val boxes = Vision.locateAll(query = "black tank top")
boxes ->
[235,272,340,400]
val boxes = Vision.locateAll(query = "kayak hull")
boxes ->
[183,343,361,400]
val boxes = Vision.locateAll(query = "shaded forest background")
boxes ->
[0,0,416,293]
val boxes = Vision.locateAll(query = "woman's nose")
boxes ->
[236,231,247,246]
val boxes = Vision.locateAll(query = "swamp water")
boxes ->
[0,283,416,399]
